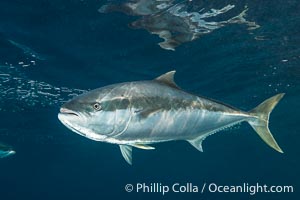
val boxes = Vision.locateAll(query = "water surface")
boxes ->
[0,0,299,199]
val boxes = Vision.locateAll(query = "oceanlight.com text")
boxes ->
[207,182,294,195]
[124,182,294,195]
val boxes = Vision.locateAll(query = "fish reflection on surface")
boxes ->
[99,0,259,50]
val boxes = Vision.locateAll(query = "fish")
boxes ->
[58,71,284,165]
[0,143,16,158]
[99,1,259,50]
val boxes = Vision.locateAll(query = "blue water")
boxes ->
[0,0,299,199]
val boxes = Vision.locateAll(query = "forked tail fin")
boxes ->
[248,93,285,153]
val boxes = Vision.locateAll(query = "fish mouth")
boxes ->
[59,108,79,117]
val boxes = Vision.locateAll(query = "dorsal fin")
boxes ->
[154,70,180,89]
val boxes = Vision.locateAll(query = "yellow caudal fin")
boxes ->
[248,93,285,153]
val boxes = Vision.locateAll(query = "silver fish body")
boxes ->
[58,71,284,165]
[99,81,246,143]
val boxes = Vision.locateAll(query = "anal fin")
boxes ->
[187,136,205,152]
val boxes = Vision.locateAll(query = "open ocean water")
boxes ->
[0,0,299,199]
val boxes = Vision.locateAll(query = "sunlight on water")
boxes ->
[0,64,85,111]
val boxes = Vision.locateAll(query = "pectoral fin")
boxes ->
[187,136,205,152]
[132,144,155,150]
[119,145,132,165]
[136,108,161,118]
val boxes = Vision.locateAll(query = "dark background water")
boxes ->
[0,0,299,199]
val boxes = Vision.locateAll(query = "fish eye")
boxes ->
[93,103,102,111]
